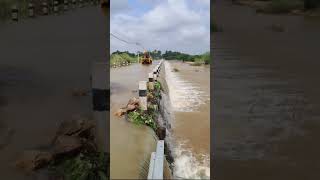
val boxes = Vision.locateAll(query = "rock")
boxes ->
[126,104,136,111]
[127,97,139,106]
[114,108,127,117]
[52,135,82,157]
[15,150,53,172]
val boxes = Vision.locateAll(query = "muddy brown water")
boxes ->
[163,61,210,179]
[214,1,320,179]
[0,6,106,179]
[110,62,158,179]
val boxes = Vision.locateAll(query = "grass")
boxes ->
[49,152,108,180]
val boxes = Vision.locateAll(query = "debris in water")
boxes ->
[114,97,140,117]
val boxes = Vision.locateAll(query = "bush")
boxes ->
[128,109,157,130]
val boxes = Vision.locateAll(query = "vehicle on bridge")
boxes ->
[140,51,152,65]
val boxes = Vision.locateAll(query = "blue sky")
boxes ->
[111,0,210,55]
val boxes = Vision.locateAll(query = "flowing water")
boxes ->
[214,1,320,179]
[0,6,106,179]
[162,61,210,179]
[110,62,158,179]
[110,60,210,179]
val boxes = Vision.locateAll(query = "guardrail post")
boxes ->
[28,3,35,18]
[139,81,147,111]
[42,2,48,15]
[148,73,154,91]
[53,0,59,14]
[64,0,69,11]
[11,5,18,21]
[153,68,157,82]
[91,62,109,152]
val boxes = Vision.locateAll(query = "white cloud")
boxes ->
[110,0,210,55]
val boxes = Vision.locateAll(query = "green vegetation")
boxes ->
[111,50,210,65]
[162,51,210,64]
[49,152,108,180]
[128,108,157,130]
[110,51,137,65]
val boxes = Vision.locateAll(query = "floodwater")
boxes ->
[163,61,210,179]
[110,62,158,179]
[0,6,106,179]
[214,1,320,179]
[110,60,210,179]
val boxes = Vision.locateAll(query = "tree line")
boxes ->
[111,50,210,64]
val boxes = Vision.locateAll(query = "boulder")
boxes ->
[15,150,53,172]
[52,136,82,157]
[127,97,139,106]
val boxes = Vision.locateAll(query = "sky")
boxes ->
[110,0,210,55]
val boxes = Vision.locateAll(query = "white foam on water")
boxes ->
[172,141,210,179]
[164,61,210,179]
[164,61,208,112]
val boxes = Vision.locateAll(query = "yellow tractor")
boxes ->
[140,51,152,64]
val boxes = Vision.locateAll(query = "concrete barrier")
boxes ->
[42,2,49,15]
[139,81,147,111]
[11,5,18,21]
[148,73,154,91]
[53,1,59,14]
[64,0,69,11]
[28,3,35,18]
[91,62,109,152]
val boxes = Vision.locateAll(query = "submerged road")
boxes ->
[0,6,107,179]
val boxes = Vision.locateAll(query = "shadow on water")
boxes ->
[214,0,320,179]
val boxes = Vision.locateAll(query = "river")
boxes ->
[110,60,210,179]
[214,1,320,179]
[0,6,106,179]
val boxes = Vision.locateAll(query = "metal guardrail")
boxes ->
[148,140,164,179]
[146,60,165,179]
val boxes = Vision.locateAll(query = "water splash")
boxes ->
[172,141,210,179]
